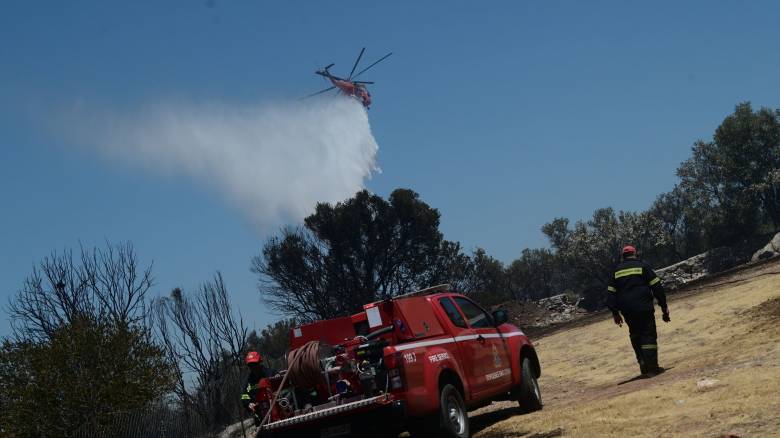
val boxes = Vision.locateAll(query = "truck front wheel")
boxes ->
[516,357,542,413]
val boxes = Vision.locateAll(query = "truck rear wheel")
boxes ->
[516,357,542,413]
[439,383,469,438]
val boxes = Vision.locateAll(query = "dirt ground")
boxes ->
[469,259,780,438]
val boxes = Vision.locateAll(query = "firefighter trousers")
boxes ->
[622,311,658,373]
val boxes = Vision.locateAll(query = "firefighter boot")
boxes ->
[641,344,661,376]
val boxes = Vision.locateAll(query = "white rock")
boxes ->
[751,232,780,262]
[696,378,720,390]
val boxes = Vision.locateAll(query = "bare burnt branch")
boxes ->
[152,275,247,429]
[7,243,152,343]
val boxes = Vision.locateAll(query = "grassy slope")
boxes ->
[470,260,780,438]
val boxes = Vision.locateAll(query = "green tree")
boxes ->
[1,242,176,437]
[463,248,510,306]
[253,189,470,321]
[506,248,561,301]
[650,185,708,262]
[1,317,175,436]
[677,102,780,245]
[419,240,474,294]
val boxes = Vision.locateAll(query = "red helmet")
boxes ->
[245,351,262,365]
[622,245,637,255]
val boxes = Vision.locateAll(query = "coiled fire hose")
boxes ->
[287,340,327,389]
[258,341,325,430]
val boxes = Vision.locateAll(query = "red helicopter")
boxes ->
[306,47,392,108]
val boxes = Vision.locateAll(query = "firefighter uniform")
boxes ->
[606,255,668,375]
[242,366,274,406]
[242,351,270,412]
[241,375,262,410]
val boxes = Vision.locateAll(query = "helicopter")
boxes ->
[306,47,392,108]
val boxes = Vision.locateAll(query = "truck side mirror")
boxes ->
[492,309,508,326]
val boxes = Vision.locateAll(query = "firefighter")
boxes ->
[607,245,671,377]
[241,351,269,415]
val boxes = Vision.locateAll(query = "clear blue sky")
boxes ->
[2,1,780,335]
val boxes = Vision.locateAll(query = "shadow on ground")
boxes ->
[469,405,564,438]
[616,367,674,386]
[469,405,525,436]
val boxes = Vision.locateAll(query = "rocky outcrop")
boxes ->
[501,293,587,334]
[658,234,780,289]
[751,232,780,262]
[656,247,737,290]
[535,293,586,325]
[219,419,256,438]
[656,255,708,289]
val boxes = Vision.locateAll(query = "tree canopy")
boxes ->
[253,189,473,321]
[676,102,780,246]
[1,242,177,437]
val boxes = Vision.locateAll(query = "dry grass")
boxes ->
[470,261,780,438]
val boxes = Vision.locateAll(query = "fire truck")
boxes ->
[254,284,542,438]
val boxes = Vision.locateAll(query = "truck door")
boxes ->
[436,297,488,398]
[452,297,514,395]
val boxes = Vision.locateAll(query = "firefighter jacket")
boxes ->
[606,257,667,315]
[241,367,269,410]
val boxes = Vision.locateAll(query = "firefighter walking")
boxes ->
[607,245,670,377]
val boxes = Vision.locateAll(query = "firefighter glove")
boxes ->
[662,311,671,323]
[613,313,623,327]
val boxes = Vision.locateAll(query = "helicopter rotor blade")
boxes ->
[303,86,336,99]
[352,52,392,79]
[353,81,374,84]
[348,48,365,80]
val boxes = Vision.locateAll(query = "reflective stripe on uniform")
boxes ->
[641,344,657,349]
[615,267,643,279]
[607,286,617,292]
[649,277,661,286]
[241,394,250,400]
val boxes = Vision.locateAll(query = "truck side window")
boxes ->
[438,297,467,328]
[453,297,493,329]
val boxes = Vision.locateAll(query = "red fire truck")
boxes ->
[254,284,542,438]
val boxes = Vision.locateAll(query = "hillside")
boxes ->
[469,259,780,437]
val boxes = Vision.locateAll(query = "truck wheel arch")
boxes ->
[438,368,465,400]
[520,345,541,378]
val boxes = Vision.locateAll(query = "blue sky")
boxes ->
[2,1,780,335]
